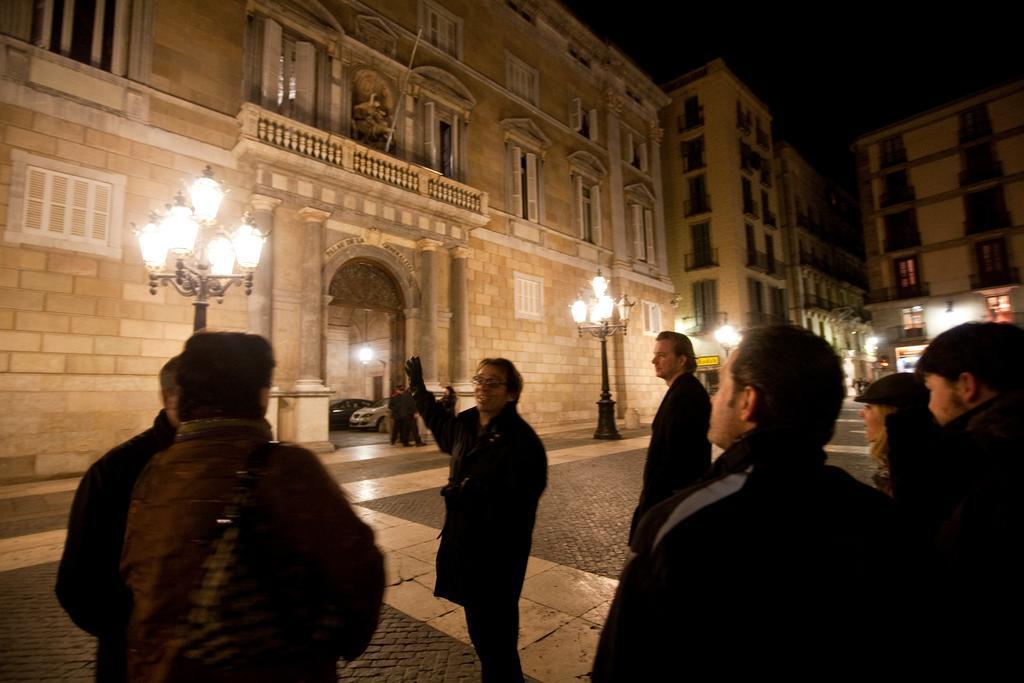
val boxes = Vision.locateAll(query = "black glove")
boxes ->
[405,356,426,392]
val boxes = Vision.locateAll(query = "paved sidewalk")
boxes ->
[0,408,874,681]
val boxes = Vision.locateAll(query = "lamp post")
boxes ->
[136,166,266,332]
[571,270,634,440]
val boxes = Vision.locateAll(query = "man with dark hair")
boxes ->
[594,325,920,679]
[628,330,710,542]
[57,356,180,682]
[911,322,1024,624]
[406,355,545,683]
[120,332,383,681]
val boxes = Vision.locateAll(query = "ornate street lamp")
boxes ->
[571,270,634,440]
[136,166,267,331]
[714,321,741,358]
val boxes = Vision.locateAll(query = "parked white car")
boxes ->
[348,397,390,432]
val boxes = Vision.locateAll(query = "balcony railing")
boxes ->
[764,210,777,228]
[804,294,839,311]
[685,249,719,271]
[799,251,868,290]
[685,195,712,216]
[959,121,993,144]
[886,324,929,341]
[867,283,930,303]
[879,149,907,168]
[959,161,1003,186]
[880,186,915,207]
[747,250,767,272]
[971,267,1020,289]
[746,311,788,327]
[743,199,759,219]
[965,210,1011,235]
[238,103,487,215]
[682,109,704,131]
[884,230,921,252]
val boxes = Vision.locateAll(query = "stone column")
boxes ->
[449,246,471,388]
[648,123,669,275]
[296,207,330,388]
[281,206,332,453]
[248,194,280,339]
[605,89,629,267]
[417,238,442,387]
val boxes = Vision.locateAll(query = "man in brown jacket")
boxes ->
[120,332,384,682]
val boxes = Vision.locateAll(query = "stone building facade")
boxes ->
[852,80,1024,373]
[660,59,786,391]
[0,0,673,483]
[775,143,873,391]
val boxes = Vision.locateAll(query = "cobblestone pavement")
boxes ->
[362,448,646,579]
[0,405,875,680]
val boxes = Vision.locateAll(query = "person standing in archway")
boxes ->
[405,356,546,683]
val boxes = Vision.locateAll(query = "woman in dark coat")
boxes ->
[406,356,546,683]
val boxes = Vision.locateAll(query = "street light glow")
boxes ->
[358,346,373,363]
[714,324,740,348]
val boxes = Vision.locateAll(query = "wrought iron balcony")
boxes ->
[965,210,1011,235]
[959,161,1003,186]
[685,249,719,271]
[867,283,930,303]
[959,121,993,144]
[970,267,1020,289]
[685,195,712,216]
[880,186,915,207]
[803,294,839,311]
[884,230,921,252]
[886,324,929,341]
[879,148,907,168]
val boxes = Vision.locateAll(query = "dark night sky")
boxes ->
[561,2,1024,191]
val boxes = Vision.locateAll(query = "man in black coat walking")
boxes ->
[55,356,180,682]
[628,331,710,542]
[406,356,546,683]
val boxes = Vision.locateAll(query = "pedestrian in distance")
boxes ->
[628,331,711,543]
[120,332,384,681]
[56,356,180,683]
[406,355,546,683]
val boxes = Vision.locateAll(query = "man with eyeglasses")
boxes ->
[405,356,547,683]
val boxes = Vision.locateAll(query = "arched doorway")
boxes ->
[326,259,405,401]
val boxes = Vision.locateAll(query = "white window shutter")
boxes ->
[525,152,538,222]
[644,209,655,262]
[48,175,68,234]
[424,101,436,168]
[570,98,581,131]
[624,133,633,163]
[588,108,599,141]
[293,41,316,123]
[631,204,643,260]
[260,18,282,108]
[592,184,602,242]
[92,183,110,242]
[511,146,523,218]
[69,178,89,238]
[639,142,649,172]
[24,168,46,232]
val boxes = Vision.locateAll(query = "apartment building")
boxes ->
[775,143,873,389]
[0,0,673,482]
[661,59,786,390]
[852,80,1023,372]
